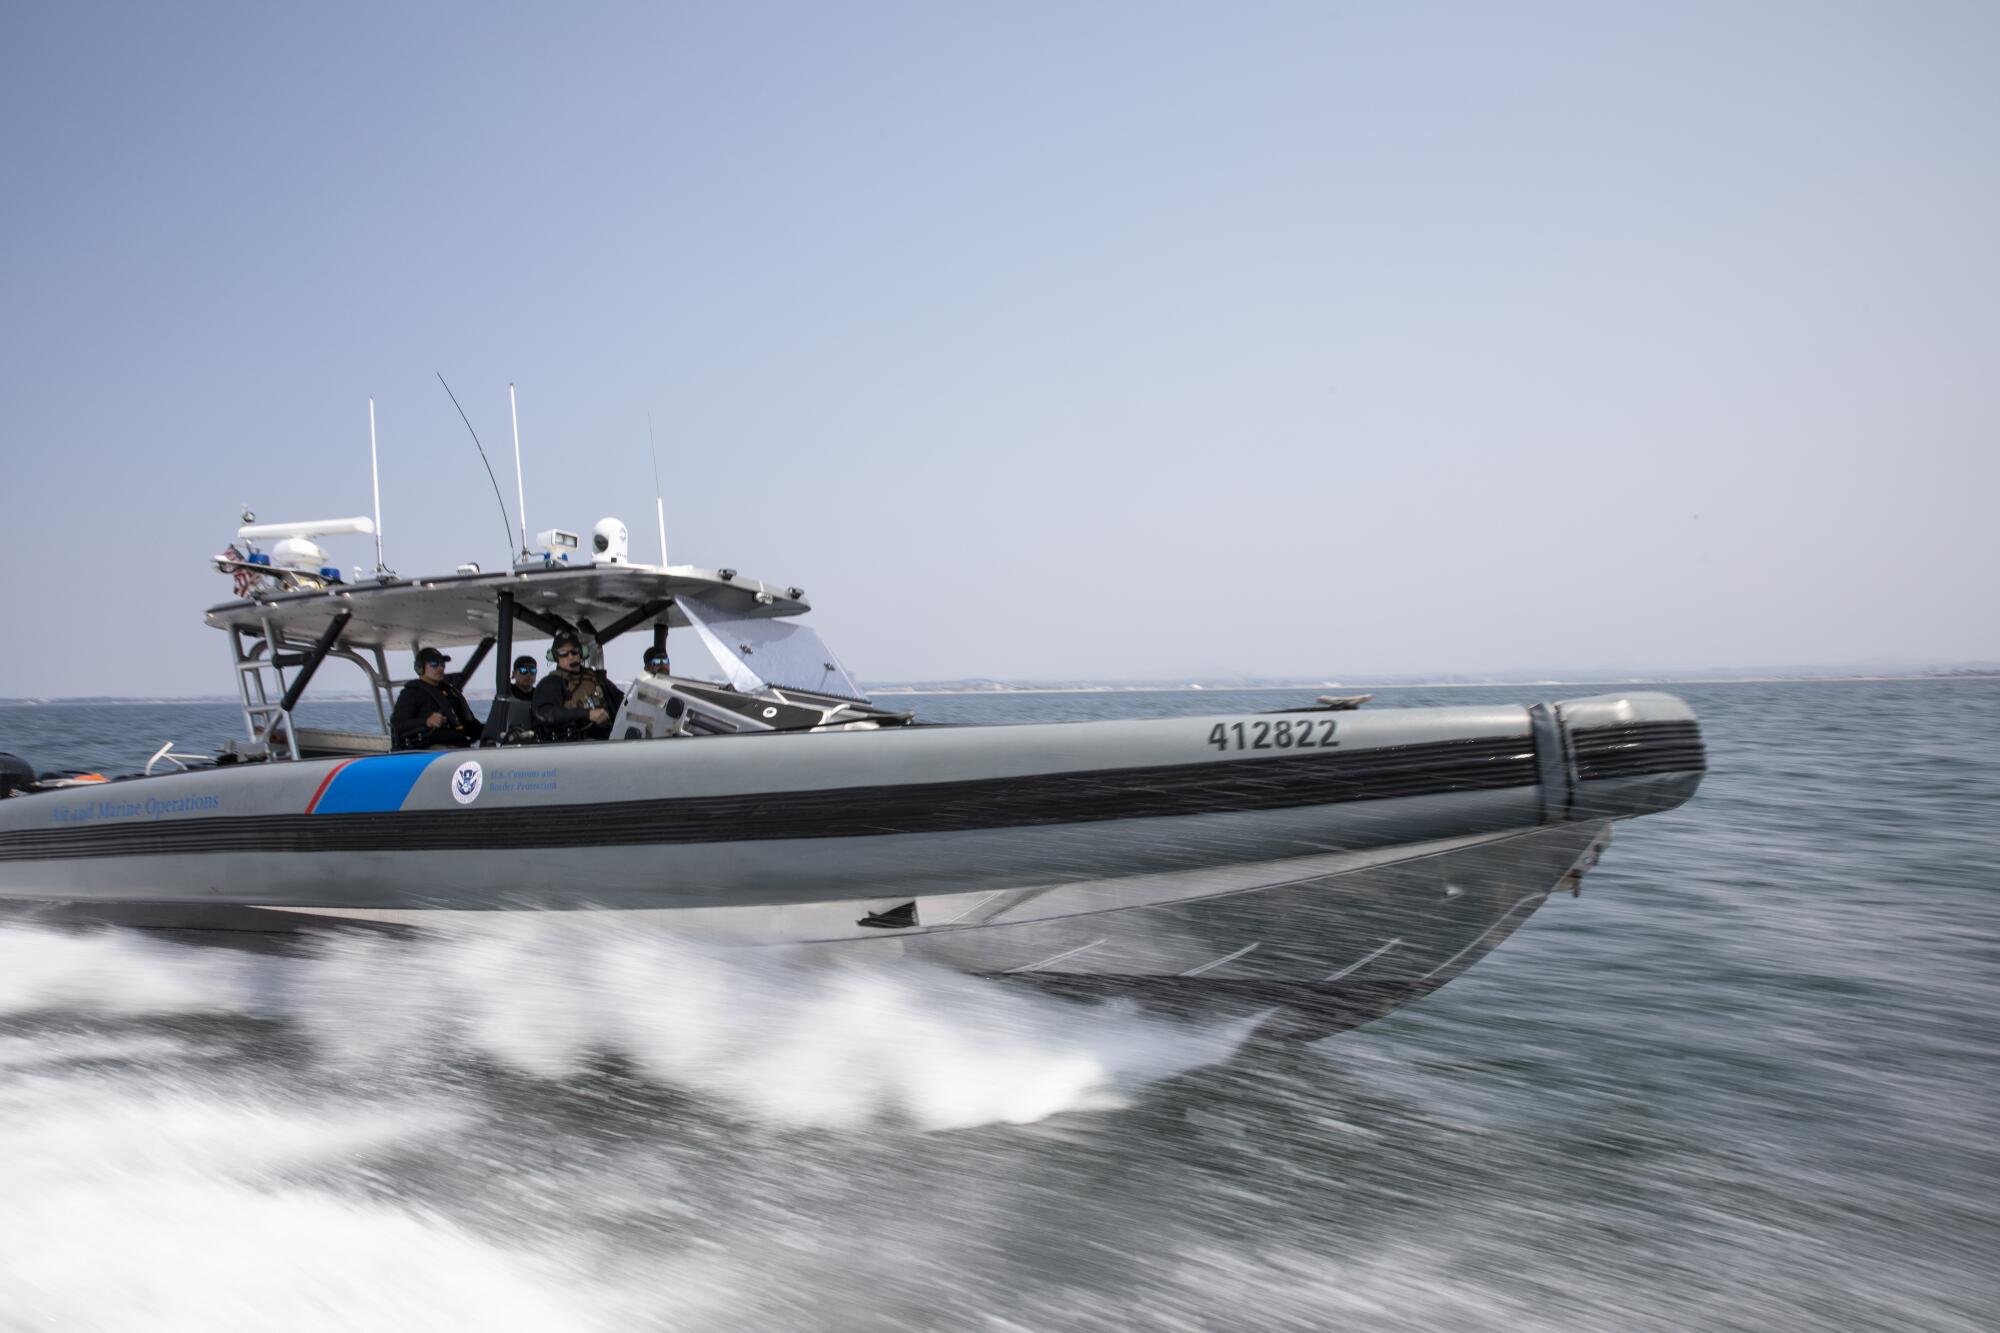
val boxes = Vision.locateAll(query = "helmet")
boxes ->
[549,629,585,663]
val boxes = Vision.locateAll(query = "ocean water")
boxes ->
[1,680,1995,1331]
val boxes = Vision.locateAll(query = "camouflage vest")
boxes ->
[560,668,603,712]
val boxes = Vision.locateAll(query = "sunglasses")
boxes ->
[555,648,581,660]
[514,666,537,675]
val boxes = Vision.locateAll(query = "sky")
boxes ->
[2,1,1996,697]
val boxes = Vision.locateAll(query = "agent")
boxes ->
[478,653,542,746]
[532,630,625,742]
[391,647,483,750]
[642,643,671,678]
[506,655,538,701]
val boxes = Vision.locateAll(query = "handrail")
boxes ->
[145,742,191,776]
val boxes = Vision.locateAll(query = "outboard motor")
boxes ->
[0,752,37,798]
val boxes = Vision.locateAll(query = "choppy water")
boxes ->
[1,681,1995,1331]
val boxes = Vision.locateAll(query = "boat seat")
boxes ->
[483,698,537,745]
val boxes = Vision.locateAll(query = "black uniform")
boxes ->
[391,677,483,750]
[532,665,625,743]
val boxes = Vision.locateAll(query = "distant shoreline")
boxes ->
[4,672,1996,706]
[870,673,2000,696]
[872,672,2000,695]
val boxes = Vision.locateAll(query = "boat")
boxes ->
[0,510,1706,1040]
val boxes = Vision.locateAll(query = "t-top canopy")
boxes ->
[203,565,808,652]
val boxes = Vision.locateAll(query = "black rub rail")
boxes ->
[0,733,1539,862]
[1570,720,1707,782]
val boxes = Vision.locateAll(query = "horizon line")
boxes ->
[4,666,1997,706]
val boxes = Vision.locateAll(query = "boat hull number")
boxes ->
[1208,719,1339,752]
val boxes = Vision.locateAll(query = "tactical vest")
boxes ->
[559,668,604,712]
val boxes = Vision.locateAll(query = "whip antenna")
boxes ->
[648,412,667,566]
[435,371,516,562]
[509,381,528,558]
[367,396,387,575]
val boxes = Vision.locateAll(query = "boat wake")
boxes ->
[0,917,1255,1130]
[1,917,1259,1327]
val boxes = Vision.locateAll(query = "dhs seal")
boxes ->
[450,759,484,805]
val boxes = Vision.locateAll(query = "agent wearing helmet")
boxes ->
[531,630,625,743]
[390,647,483,751]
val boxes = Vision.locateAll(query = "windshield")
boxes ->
[677,596,869,702]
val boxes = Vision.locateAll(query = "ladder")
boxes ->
[230,621,300,760]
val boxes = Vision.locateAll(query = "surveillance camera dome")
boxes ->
[590,517,630,566]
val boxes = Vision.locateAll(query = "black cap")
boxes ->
[415,647,450,667]
[512,655,537,672]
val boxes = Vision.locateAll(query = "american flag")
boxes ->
[222,544,258,598]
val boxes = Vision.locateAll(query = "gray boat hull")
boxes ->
[0,692,1704,1036]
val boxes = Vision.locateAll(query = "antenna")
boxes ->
[436,371,516,562]
[509,382,527,558]
[647,413,667,567]
[368,397,387,575]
